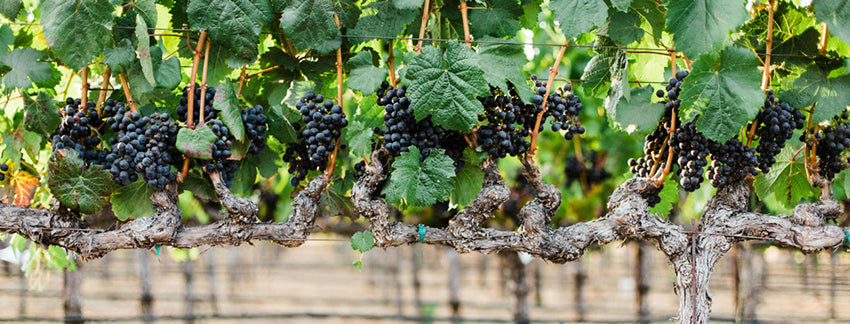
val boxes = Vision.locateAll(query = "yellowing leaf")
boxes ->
[11,171,39,207]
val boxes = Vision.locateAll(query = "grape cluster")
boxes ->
[138,113,180,190]
[52,98,103,164]
[753,90,806,173]
[815,114,850,179]
[201,119,237,187]
[536,83,585,140]
[706,138,759,187]
[628,126,670,178]
[0,163,8,181]
[284,91,348,186]
[670,122,709,192]
[105,110,148,186]
[476,84,532,158]
[242,106,268,155]
[656,70,690,115]
[564,150,610,186]
[176,84,217,125]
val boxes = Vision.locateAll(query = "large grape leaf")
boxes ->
[176,125,217,159]
[22,91,59,137]
[814,0,850,46]
[581,37,624,97]
[450,148,484,207]
[679,46,763,142]
[403,41,489,131]
[753,146,817,208]
[332,0,361,29]
[344,120,374,158]
[46,150,116,214]
[103,39,136,74]
[630,0,665,40]
[666,0,748,58]
[349,1,417,44]
[280,0,338,51]
[469,0,521,38]
[549,0,607,40]
[1,48,54,89]
[135,15,155,87]
[0,0,22,20]
[111,179,155,221]
[41,0,113,71]
[779,62,850,123]
[188,0,273,67]
[131,0,157,27]
[214,82,246,143]
[347,51,388,95]
[267,104,299,144]
[610,86,664,133]
[597,10,644,45]
[478,38,533,102]
[382,147,456,207]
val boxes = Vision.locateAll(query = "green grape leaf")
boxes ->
[549,0,607,40]
[0,24,12,60]
[132,0,157,27]
[111,179,155,221]
[350,230,374,253]
[352,260,363,269]
[214,82,246,143]
[630,0,665,40]
[753,146,816,208]
[393,0,422,10]
[23,91,59,137]
[679,46,763,142]
[581,37,624,97]
[469,0,522,38]
[450,148,484,207]
[280,0,338,51]
[188,0,273,67]
[344,120,374,158]
[814,0,850,46]
[349,1,417,44]
[135,15,155,87]
[255,146,281,179]
[597,9,644,45]
[104,39,136,74]
[179,170,219,202]
[46,150,116,214]
[268,104,299,144]
[610,0,632,12]
[155,56,182,90]
[780,63,850,123]
[648,177,678,216]
[231,159,258,196]
[41,0,113,71]
[403,42,489,131]
[478,38,533,102]
[1,48,53,89]
[666,0,748,58]
[176,125,217,159]
[382,147,456,207]
[347,51,388,95]
[519,0,541,30]
[333,0,361,29]
[610,86,664,133]
[0,0,22,20]
[1,128,40,166]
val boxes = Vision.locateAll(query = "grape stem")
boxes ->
[237,65,247,98]
[245,65,282,80]
[117,73,137,112]
[80,66,89,114]
[325,14,345,179]
[804,102,818,184]
[654,106,677,187]
[819,22,829,55]
[460,1,472,48]
[415,0,431,53]
[199,37,211,128]
[95,66,112,115]
[61,70,78,99]
[527,40,569,158]
[186,30,208,129]
[760,0,775,92]
[387,41,397,87]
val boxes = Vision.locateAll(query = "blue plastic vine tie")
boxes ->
[418,224,426,242]
[155,245,161,256]
[844,229,850,247]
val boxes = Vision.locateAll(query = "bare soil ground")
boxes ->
[0,237,848,323]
